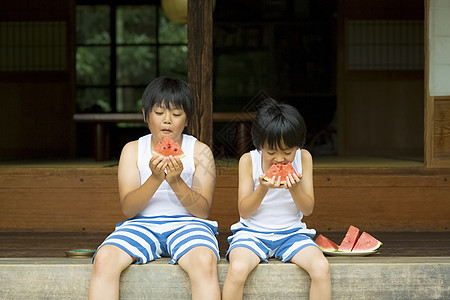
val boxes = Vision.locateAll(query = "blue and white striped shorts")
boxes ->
[226,224,319,263]
[94,215,219,265]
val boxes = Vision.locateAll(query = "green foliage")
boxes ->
[76,4,187,113]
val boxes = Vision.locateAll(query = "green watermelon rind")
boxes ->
[317,230,383,253]
[350,241,382,252]
[318,246,339,252]
[262,177,286,185]
[351,232,383,252]
[151,150,185,158]
[315,234,339,252]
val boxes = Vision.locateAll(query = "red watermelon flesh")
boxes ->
[263,162,296,185]
[315,234,339,252]
[352,232,383,252]
[152,136,185,158]
[339,225,360,251]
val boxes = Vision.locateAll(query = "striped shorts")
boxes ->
[94,215,219,265]
[226,223,319,263]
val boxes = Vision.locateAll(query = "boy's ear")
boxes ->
[142,108,147,123]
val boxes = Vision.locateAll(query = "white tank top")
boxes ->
[136,134,196,217]
[239,149,308,231]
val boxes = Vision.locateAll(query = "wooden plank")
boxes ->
[306,186,450,232]
[434,99,450,161]
[0,189,123,232]
[1,166,449,232]
[187,0,214,146]
[313,169,450,187]
[1,232,450,258]
[210,188,239,232]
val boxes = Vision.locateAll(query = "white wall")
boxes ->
[429,0,450,96]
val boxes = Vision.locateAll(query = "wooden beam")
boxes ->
[187,0,214,146]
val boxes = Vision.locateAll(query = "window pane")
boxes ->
[76,6,110,45]
[116,87,146,113]
[76,46,110,85]
[117,46,157,85]
[76,88,111,113]
[117,6,157,44]
[159,45,187,80]
[159,9,187,44]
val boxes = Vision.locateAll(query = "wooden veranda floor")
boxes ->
[0,231,449,259]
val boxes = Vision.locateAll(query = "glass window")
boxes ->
[117,6,157,44]
[76,3,187,113]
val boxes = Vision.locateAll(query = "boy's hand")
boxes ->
[149,155,167,181]
[258,174,283,189]
[284,172,302,189]
[165,155,184,183]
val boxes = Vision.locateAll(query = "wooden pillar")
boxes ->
[187,0,214,146]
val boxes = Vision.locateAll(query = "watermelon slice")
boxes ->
[152,136,185,158]
[315,234,339,252]
[339,225,360,252]
[352,232,383,252]
[263,162,296,185]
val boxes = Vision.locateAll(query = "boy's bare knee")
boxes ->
[92,245,130,275]
[197,249,216,269]
[227,260,254,282]
[310,257,330,280]
[182,247,217,278]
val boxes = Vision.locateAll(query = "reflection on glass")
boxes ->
[76,4,188,113]
[76,88,111,113]
[159,45,188,81]
[117,6,157,44]
[117,46,156,85]
[76,46,110,85]
[76,6,110,44]
[159,9,187,44]
[116,87,146,113]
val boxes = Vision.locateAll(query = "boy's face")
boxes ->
[145,104,187,142]
[261,142,299,166]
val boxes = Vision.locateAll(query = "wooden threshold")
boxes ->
[0,231,449,258]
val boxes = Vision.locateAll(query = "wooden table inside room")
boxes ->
[73,112,256,161]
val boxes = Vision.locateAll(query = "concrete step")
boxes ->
[0,257,449,299]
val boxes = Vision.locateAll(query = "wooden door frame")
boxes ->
[187,0,214,147]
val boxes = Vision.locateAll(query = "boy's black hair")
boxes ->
[142,76,194,124]
[251,98,307,150]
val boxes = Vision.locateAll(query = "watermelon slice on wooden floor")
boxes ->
[339,225,360,252]
[352,232,383,252]
[263,162,296,185]
[152,136,185,158]
[315,234,339,252]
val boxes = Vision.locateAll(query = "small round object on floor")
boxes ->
[65,249,96,258]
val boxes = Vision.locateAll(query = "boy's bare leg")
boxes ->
[88,245,134,300]
[177,246,221,300]
[290,246,331,300]
[222,247,261,300]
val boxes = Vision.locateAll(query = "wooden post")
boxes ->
[187,0,214,146]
